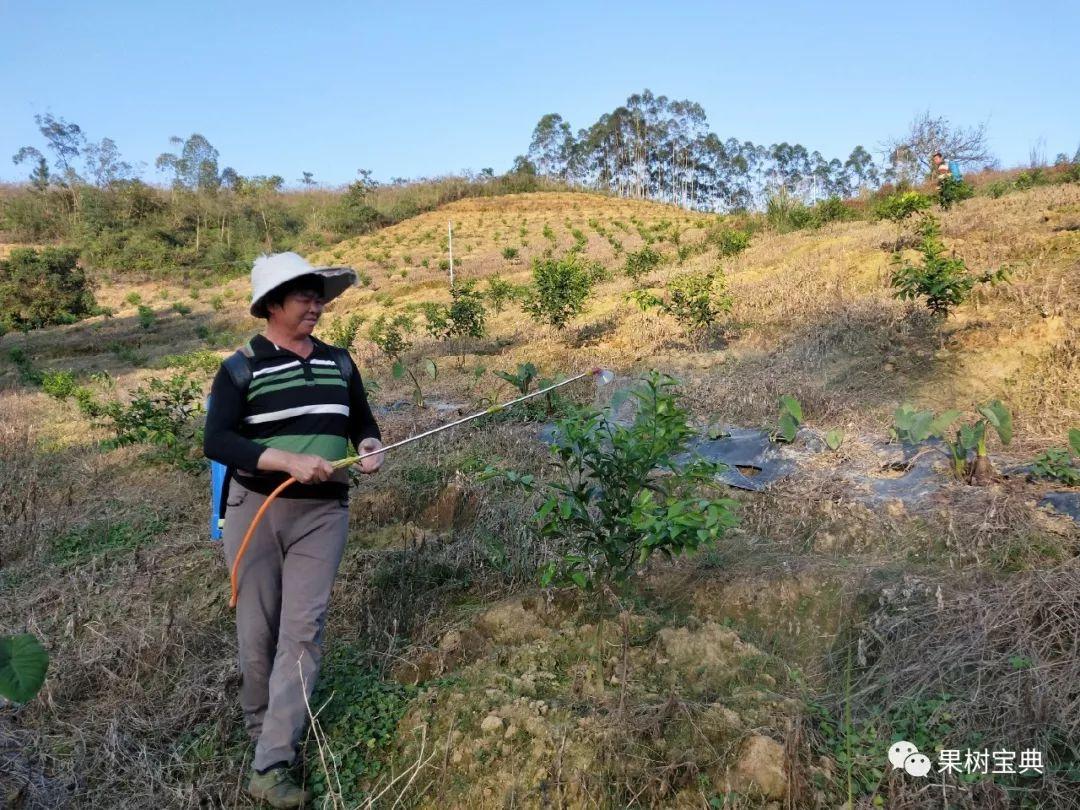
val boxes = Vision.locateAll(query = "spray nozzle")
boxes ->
[592,367,615,386]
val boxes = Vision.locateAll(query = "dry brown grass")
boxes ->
[828,561,1080,808]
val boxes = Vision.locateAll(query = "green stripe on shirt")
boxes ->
[249,366,340,392]
[249,375,346,400]
[254,433,350,460]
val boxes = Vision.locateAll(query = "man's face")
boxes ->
[269,288,325,335]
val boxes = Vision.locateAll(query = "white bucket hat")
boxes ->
[249,252,357,318]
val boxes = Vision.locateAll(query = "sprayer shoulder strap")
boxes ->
[222,340,256,394]
[326,345,354,387]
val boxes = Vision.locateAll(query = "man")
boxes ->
[931,151,950,187]
[204,252,384,808]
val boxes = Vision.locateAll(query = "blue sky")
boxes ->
[2,0,1077,187]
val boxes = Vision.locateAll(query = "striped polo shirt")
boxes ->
[205,334,380,499]
[242,336,353,462]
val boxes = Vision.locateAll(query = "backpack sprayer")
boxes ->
[214,366,615,607]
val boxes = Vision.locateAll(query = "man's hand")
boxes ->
[358,437,385,473]
[286,453,335,484]
[257,448,335,483]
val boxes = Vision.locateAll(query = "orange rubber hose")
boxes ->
[229,476,297,608]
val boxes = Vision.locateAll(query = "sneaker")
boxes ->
[247,765,312,808]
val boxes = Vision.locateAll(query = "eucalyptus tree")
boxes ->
[13,113,87,216]
[528,113,576,178]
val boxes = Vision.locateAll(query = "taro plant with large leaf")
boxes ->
[487,372,739,592]
[774,395,804,443]
[0,632,49,704]
[893,400,1013,484]
[494,362,539,395]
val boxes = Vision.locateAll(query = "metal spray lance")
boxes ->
[227,367,615,607]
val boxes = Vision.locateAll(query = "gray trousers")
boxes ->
[222,480,349,772]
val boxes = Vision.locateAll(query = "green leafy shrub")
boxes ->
[529,373,739,590]
[937,174,975,210]
[368,312,437,406]
[98,373,205,470]
[811,196,857,226]
[327,187,384,236]
[985,181,1010,199]
[629,270,733,343]
[73,386,103,418]
[320,312,365,349]
[171,301,192,316]
[522,254,594,329]
[137,304,156,330]
[368,312,414,359]
[7,348,42,385]
[765,188,812,232]
[623,245,662,280]
[155,349,223,375]
[0,633,49,704]
[875,190,932,250]
[890,216,1008,316]
[874,190,932,224]
[484,275,519,313]
[893,400,1013,482]
[419,282,486,342]
[1031,429,1080,485]
[419,302,450,339]
[1015,169,1047,190]
[125,291,143,306]
[41,370,77,400]
[705,226,751,257]
[209,294,225,311]
[501,246,519,260]
[446,281,487,340]
[0,247,96,330]
[659,270,732,338]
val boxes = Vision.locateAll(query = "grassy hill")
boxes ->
[1,184,1079,808]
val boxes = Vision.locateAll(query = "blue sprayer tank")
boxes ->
[206,394,226,540]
